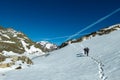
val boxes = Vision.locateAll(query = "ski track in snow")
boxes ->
[90,56,108,80]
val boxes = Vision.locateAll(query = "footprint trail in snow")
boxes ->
[90,56,108,80]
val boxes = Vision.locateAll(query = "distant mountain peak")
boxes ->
[37,41,58,52]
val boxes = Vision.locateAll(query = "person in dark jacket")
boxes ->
[84,47,89,56]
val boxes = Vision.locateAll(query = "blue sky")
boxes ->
[0,0,120,45]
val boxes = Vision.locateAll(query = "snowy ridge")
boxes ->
[60,24,120,48]
[0,29,120,80]
[37,41,58,52]
[104,24,120,30]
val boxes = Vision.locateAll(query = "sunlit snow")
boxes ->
[0,30,120,80]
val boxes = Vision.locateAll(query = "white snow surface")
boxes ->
[0,32,10,39]
[0,30,120,80]
[2,51,20,56]
[37,41,57,49]
[0,41,15,44]
[104,24,120,30]
[21,40,29,52]
[21,40,42,54]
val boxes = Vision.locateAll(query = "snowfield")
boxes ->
[0,30,120,80]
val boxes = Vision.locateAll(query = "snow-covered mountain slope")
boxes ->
[60,24,120,48]
[0,26,44,69]
[0,26,43,54]
[37,41,58,52]
[1,27,120,80]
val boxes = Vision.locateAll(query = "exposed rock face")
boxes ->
[0,63,14,68]
[59,42,68,48]
[10,56,33,64]
[59,24,120,48]
[0,53,6,62]
[0,26,43,69]
[15,66,22,70]
[0,55,33,68]
[0,26,43,54]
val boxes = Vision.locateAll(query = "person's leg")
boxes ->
[85,51,87,56]
[87,51,88,56]
[84,51,86,55]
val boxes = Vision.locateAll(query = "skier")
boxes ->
[83,47,89,56]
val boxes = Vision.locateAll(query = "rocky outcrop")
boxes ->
[10,56,33,64]
[0,55,33,68]
[59,24,120,48]
[0,26,43,54]
[0,53,6,62]
[0,63,14,68]
[0,26,45,69]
